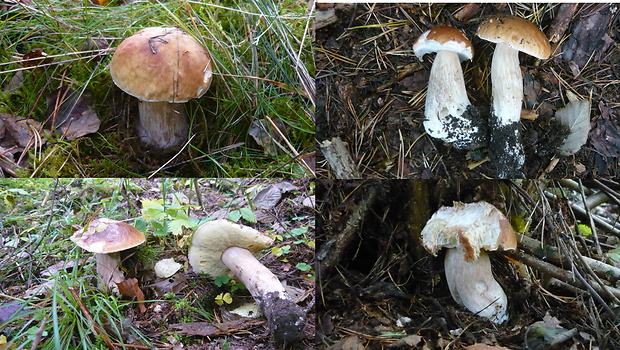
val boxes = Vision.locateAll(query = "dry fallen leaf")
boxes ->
[556,98,591,156]
[116,278,147,313]
[45,87,100,140]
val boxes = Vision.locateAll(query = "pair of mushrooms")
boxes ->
[72,218,307,344]
[421,201,517,323]
[110,27,213,150]
[413,15,551,177]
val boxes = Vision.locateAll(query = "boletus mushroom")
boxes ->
[477,15,551,177]
[110,27,213,149]
[71,218,145,294]
[188,220,307,344]
[413,26,487,150]
[421,202,516,323]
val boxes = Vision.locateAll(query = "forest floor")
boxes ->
[0,178,315,349]
[316,3,620,179]
[316,179,620,350]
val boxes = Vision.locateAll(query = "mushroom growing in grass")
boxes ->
[188,220,307,344]
[110,27,213,149]
[71,218,145,294]
[477,15,551,177]
[413,26,487,150]
[421,202,517,323]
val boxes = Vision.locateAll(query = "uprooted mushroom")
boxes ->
[421,201,517,323]
[188,219,307,344]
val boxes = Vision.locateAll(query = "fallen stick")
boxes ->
[516,232,620,282]
[320,137,361,179]
[503,250,620,301]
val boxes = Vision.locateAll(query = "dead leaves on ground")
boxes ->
[0,86,100,175]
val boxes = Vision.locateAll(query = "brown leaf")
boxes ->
[116,278,147,313]
[147,273,187,297]
[45,87,100,139]
[22,49,53,69]
[0,113,44,148]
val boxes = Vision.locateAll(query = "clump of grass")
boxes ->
[0,0,314,177]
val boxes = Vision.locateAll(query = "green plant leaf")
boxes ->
[239,207,256,223]
[168,218,197,235]
[577,224,592,237]
[296,262,312,272]
[215,293,233,306]
[228,210,241,222]
[214,275,231,287]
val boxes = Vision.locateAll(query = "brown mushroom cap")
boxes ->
[71,218,145,254]
[413,26,474,62]
[110,27,213,103]
[421,201,517,261]
[477,14,551,59]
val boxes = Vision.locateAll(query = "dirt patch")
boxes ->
[316,3,620,178]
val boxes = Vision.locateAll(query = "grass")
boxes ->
[0,0,314,177]
[0,178,315,348]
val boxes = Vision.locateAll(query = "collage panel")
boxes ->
[0,0,314,178]
[0,178,315,349]
[316,179,620,349]
[316,4,619,179]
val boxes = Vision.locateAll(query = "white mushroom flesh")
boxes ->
[444,248,508,323]
[423,50,475,144]
[490,43,523,126]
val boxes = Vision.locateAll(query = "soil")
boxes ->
[315,179,620,350]
[316,3,620,179]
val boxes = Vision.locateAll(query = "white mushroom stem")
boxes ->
[137,101,189,149]
[444,248,508,323]
[489,43,525,177]
[95,253,124,294]
[220,246,307,344]
[490,43,522,125]
[424,50,472,142]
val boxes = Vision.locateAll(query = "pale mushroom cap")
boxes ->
[110,27,213,103]
[188,219,274,277]
[477,14,551,59]
[71,218,145,254]
[421,201,517,261]
[413,26,474,62]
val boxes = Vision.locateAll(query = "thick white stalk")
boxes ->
[138,101,188,149]
[221,246,306,344]
[444,248,508,323]
[95,252,123,294]
[490,43,522,125]
[423,50,471,141]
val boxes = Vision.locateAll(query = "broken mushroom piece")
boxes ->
[477,15,551,177]
[110,27,213,149]
[188,220,307,344]
[421,202,517,323]
[413,26,487,150]
[70,218,145,294]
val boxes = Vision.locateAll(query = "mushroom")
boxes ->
[110,27,213,149]
[477,15,551,177]
[188,220,307,344]
[70,218,145,294]
[413,26,487,150]
[421,202,517,323]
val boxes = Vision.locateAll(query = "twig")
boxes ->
[320,137,361,179]
[504,250,620,301]
[30,315,48,350]
[516,233,620,282]
[67,287,116,350]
